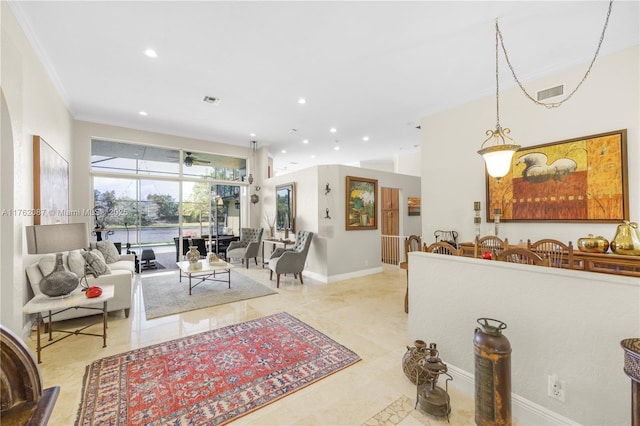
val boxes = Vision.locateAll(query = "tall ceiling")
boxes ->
[8,1,639,175]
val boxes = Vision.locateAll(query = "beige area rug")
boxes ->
[141,270,277,319]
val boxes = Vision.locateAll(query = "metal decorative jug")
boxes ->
[610,221,640,256]
[402,339,430,385]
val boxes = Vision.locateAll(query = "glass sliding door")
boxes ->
[93,176,140,253]
[91,139,248,267]
[138,179,180,245]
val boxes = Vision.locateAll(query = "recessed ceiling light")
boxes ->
[250,133,256,137]
[281,150,287,154]
[303,139,309,144]
[143,49,157,58]
[311,155,316,159]
[139,111,148,116]
[330,128,337,133]
[362,136,369,141]
[298,98,306,104]
[334,146,340,151]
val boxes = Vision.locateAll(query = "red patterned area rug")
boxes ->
[75,312,360,425]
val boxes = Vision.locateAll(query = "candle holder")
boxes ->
[474,202,482,237]
[494,208,502,236]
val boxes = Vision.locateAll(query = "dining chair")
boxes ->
[527,239,574,269]
[474,235,509,258]
[496,247,550,266]
[400,235,422,314]
[424,241,463,256]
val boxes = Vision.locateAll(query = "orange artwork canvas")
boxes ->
[486,129,628,222]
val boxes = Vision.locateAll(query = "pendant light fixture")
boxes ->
[477,20,520,182]
[247,140,257,184]
[479,1,613,181]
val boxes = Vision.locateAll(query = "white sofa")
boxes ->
[25,248,135,322]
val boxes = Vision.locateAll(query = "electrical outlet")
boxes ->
[548,374,566,402]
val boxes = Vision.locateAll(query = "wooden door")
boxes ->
[381,187,400,263]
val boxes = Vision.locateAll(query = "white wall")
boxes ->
[395,146,421,177]
[261,164,421,282]
[1,3,74,336]
[408,252,639,425]
[421,46,639,245]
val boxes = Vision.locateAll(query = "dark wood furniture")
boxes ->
[1,325,59,425]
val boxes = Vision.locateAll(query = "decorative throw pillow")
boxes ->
[83,250,111,277]
[96,241,120,264]
[67,250,86,277]
[38,253,69,276]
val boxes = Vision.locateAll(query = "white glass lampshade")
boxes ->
[479,145,519,179]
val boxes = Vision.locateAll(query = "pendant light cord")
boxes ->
[496,0,613,109]
[494,20,500,128]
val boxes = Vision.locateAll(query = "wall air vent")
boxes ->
[537,85,564,101]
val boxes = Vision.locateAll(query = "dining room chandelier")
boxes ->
[478,1,613,181]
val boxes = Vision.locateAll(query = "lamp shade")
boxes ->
[478,144,519,179]
[26,223,89,254]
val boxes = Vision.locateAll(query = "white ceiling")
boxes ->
[9,1,639,175]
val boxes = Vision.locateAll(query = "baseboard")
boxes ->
[447,364,581,426]
[304,266,383,284]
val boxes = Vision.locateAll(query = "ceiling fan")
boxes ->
[184,152,211,167]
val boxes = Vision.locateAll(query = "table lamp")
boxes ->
[25,223,89,297]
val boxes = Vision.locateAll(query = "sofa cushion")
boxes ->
[96,241,120,264]
[38,253,69,277]
[83,250,111,277]
[67,250,86,277]
[107,260,135,274]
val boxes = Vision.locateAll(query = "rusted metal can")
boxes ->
[474,318,511,426]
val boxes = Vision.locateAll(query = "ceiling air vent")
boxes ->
[537,85,564,101]
[203,96,221,105]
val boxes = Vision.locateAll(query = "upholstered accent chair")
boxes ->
[268,230,314,288]
[226,228,264,268]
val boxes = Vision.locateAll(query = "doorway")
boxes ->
[381,187,400,264]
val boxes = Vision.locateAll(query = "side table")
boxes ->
[23,285,114,363]
[261,239,294,267]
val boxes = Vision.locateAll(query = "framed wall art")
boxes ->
[346,176,378,230]
[33,135,69,225]
[408,197,421,216]
[486,129,628,222]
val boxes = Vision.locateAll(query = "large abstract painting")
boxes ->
[34,135,69,225]
[486,129,628,222]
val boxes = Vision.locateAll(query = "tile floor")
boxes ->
[25,264,476,425]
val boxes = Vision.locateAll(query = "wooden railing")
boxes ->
[381,235,408,265]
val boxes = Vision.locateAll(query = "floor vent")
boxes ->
[537,85,564,101]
